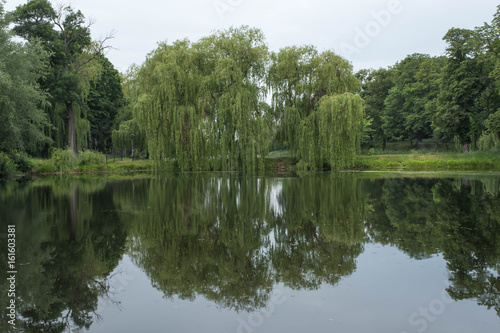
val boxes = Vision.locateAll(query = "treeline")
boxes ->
[359,7,500,153]
[0,0,125,175]
[127,28,364,171]
[1,0,500,175]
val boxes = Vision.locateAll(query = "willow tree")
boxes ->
[135,26,270,171]
[195,26,270,171]
[268,47,363,170]
[134,39,208,170]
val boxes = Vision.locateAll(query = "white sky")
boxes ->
[5,0,500,73]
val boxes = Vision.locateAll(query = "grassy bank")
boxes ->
[3,149,500,178]
[30,157,153,175]
[21,152,500,175]
[353,151,500,171]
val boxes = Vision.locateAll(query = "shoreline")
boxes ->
[2,151,500,179]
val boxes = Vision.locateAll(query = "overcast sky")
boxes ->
[5,0,500,73]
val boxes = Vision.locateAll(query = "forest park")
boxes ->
[1,0,500,175]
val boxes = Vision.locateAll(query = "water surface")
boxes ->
[0,173,499,332]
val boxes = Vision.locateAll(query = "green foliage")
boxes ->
[0,152,16,177]
[379,54,443,145]
[478,132,500,151]
[354,151,500,170]
[0,1,52,154]
[9,150,32,173]
[317,93,364,170]
[268,45,363,170]
[77,150,105,166]
[133,26,270,171]
[50,148,76,171]
[86,56,125,151]
[357,67,394,146]
[10,0,108,155]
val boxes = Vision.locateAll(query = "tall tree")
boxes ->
[0,0,51,153]
[11,0,113,155]
[357,67,394,149]
[435,28,486,153]
[134,26,270,171]
[381,53,438,147]
[268,46,363,169]
[86,55,125,151]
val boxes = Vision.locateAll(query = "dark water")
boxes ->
[0,173,499,333]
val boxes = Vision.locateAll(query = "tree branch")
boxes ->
[74,31,116,74]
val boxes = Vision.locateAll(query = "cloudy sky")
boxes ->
[5,0,500,73]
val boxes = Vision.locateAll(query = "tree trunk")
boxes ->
[69,185,79,242]
[67,102,78,156]
[415,137,421,148]
[382,138,387,151]
[462,142,469,154]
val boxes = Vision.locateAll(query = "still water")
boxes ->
[0,173,499,333]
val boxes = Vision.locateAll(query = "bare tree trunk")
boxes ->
[67,102,78,156]
[462,142,469,154]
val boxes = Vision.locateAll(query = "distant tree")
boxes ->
[0,0,52,153]
[268,46,363,170]
[86,56,125,151]
[381,53,439,147]
[435,28,487,153]
[357,67,394,149]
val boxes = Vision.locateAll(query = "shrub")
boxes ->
[296,160,310,170]
[478,132,500,151]
[34,160,56,173]
[9,150,32,173]
[0,152,17,177]
[51,148,76,171]
[78,150,106,166]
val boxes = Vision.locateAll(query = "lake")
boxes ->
[0,172,499,333]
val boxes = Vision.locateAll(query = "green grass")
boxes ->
[21,149,500,176]
[31,157,153,175]
[354,151,500,171]
[266,150,292,158]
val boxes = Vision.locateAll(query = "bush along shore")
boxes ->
[2,149,500,178]
[0,149,152,177]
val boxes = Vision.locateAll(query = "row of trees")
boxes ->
[128,28,364,171]
[359,6,500,152]
[4,0,364,172]
[0,0,125,160]
[2,0,500,173]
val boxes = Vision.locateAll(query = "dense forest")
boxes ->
[1,0,500,174]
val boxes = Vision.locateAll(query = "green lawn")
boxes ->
[21,150,500,176]
[353,151,500,170]
[30,157,153,175]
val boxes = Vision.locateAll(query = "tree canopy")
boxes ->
[0,0,51,153]
[10,0,117,156]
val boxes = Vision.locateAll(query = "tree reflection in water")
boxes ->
[0,174,499,332]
